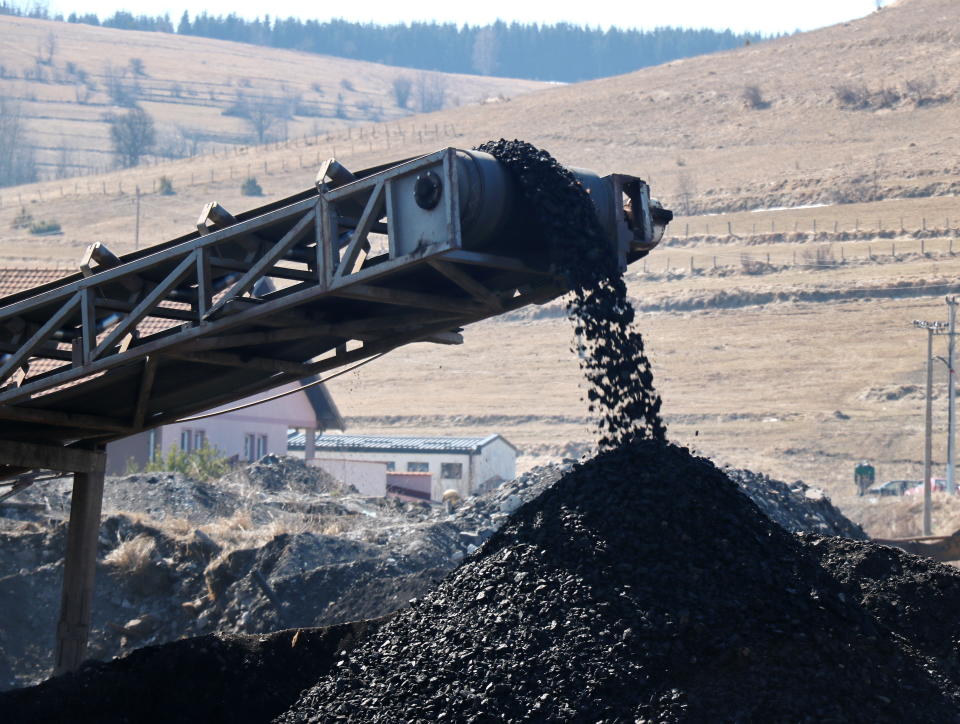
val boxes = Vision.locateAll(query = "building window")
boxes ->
[385,461,396,472]
[194,430,206,450]
[244,433,255,462]
[148,429,157,462]
[180,429,192,452]
[407,461,428,472]
[257,434,268,458]
[441,463,463,479]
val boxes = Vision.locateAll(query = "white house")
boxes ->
[105,379,344,475]
[287,433,517,501]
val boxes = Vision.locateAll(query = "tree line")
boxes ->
[0,3,770,83]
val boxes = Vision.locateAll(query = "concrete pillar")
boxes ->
[54,467,105,675]
[305,427,316,461]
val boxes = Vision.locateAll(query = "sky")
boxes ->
[40,0,890,35]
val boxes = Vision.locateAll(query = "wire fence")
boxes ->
[0,120,461,209]
[670,217,959,240]
[640,237,960,277]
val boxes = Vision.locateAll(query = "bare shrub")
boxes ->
[104,62,139,107]
[392,75,412,109]
[873,85,901,109]
[104,533,156,575]
[903,77,944,106]
[741,85,769,109]
[834,83,870,109]
[415,72,446,113]
[740,253,773,274]
[0,97,38,187]
[106,107,155,167]
[128,57,147,77]
[801,245,837,268]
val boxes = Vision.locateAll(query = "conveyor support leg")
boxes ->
[53,464,105,676]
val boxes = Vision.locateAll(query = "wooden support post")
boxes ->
[54,462,106,675]
[305,427,316,461]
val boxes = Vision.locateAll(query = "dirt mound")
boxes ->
[221,455,354,496]
[858,383,929,402]
[278,441,960,723]
[727,468,867,539]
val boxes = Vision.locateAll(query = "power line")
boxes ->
[174,352,386,423]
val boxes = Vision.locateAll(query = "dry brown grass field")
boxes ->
[0,15,546,176]
[2,0,960,536]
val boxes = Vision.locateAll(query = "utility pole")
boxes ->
[947,297,958,494]
[134,185,141,250]
[914,319,947,535]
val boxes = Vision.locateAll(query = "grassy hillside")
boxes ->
[0,15,547,178]
[2,0,959,533]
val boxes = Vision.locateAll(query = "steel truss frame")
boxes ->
[0,148,563,470]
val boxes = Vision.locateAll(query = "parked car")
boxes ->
[904,478,950,495]
[867,479,920,497]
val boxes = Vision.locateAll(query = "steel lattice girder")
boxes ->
[0,148,570,461]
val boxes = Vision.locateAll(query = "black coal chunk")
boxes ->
[278,441,960,723]
[476,139,665,449]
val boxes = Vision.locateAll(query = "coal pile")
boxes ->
[279,441,960,723]
[727,468,867,539]
[478,140,665,449]
[803,534,960,682]
[0,620,385,724]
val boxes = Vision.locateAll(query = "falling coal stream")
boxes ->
[476,139,666,448]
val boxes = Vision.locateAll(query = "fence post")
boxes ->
[713,256,717,268]
[834,220,838,233]
[689,256,694,274]
[812,219,816,233]
[922,217,927,230]
[727,221,732,235]
[922,239,925,255]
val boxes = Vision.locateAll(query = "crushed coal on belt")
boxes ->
[477,139,665,449]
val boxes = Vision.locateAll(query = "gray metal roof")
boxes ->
[287,432,514,455]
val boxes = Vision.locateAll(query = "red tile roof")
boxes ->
[0,268,69,300]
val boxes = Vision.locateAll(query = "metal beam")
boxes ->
[440,249,554,276]
[0,405,130,433]
[131,355,157,429]
[0,439,106,474]
[205,210,316,319]
[428,259,504,311]
[92,251,198,361]
[0,198,316,326]
[167,351,314,377]
[334,180,383,281]
[331,284,488,316]
[0,293,79,386]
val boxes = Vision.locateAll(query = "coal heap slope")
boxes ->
[0,619,385,724]
[279,441,960,723]
[803,534,960,684]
